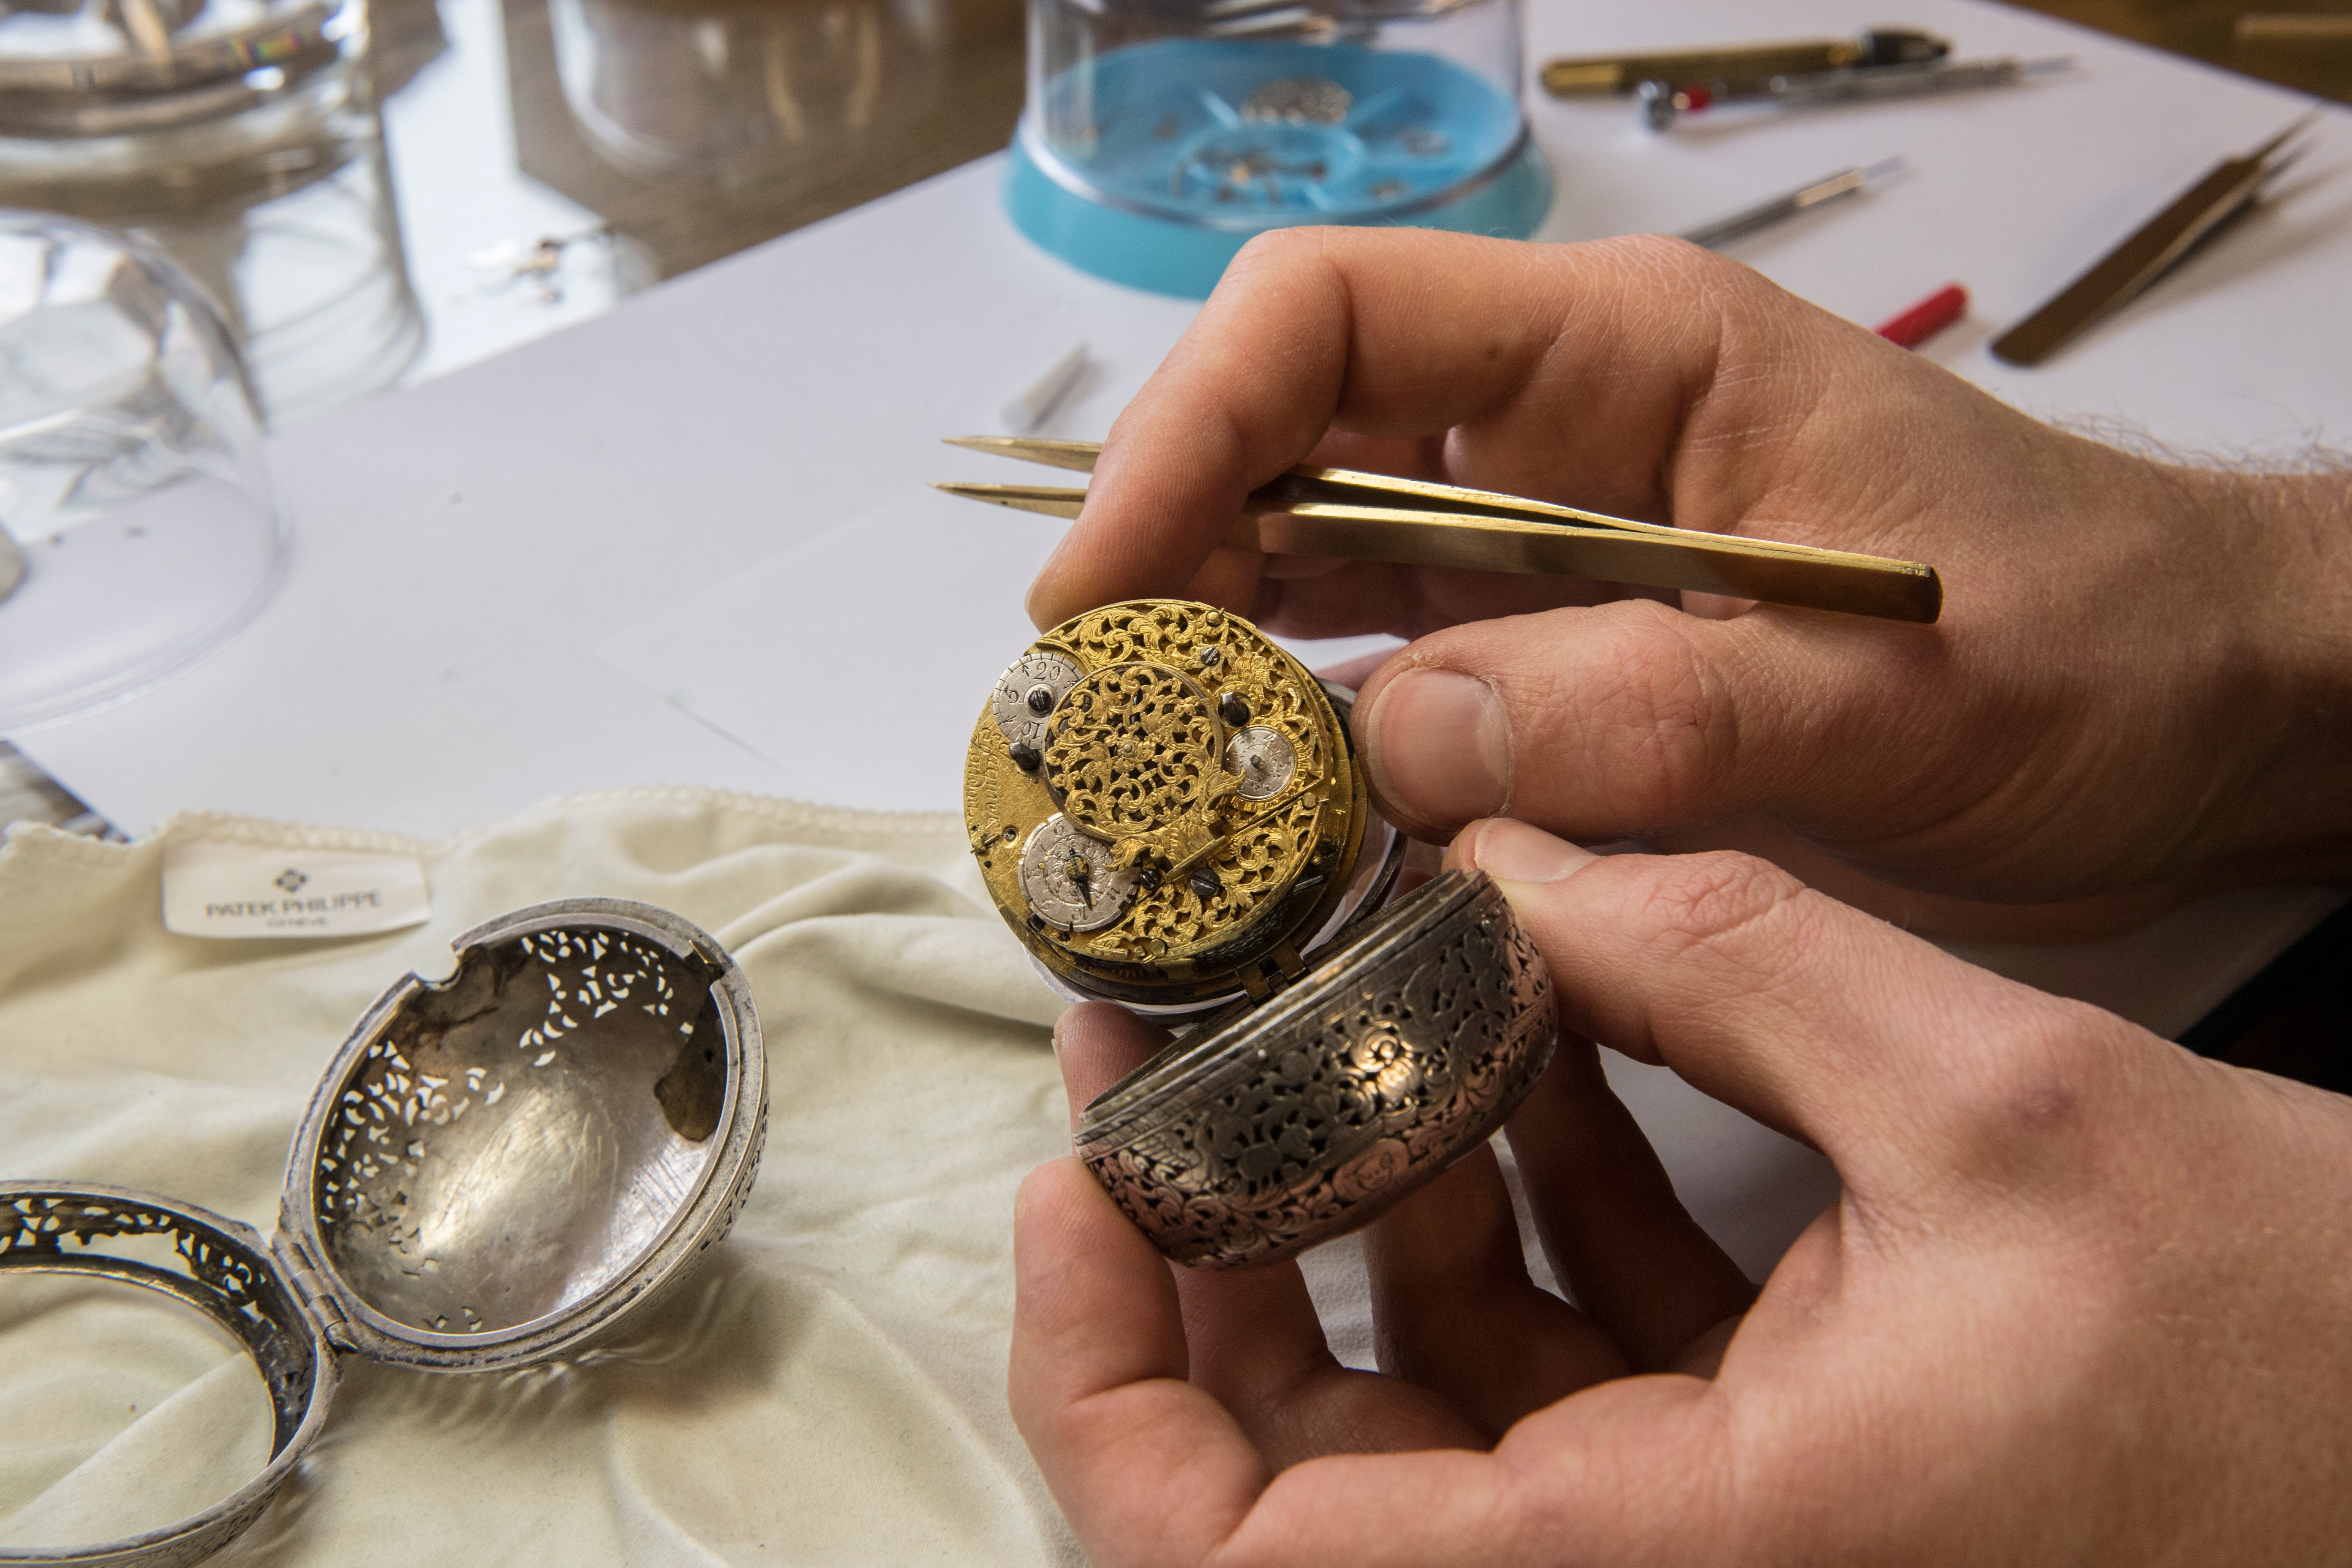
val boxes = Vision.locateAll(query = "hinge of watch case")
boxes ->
[272,1231,355,1350]
[1241,940,1310,1001]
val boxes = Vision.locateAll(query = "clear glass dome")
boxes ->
[1022,0,1529,231]
[0,0,422,427]
[0,211,284,735]
[550,0,953,191]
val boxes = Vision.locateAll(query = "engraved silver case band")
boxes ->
[0,898,767,1568]
[1075,869,1557,1269]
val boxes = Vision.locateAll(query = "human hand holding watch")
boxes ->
[1010,226,2352,1564]
[1011,819,2352,1566]
[1025,228,2352,939]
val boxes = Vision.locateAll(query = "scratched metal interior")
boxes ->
[310,925,729,1336]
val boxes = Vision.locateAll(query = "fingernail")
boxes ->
[1361,668,1512,827]
[1465,818,1597,884]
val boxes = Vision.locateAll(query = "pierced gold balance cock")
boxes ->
[965,599,1402,1015]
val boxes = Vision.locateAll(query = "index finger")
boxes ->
[1024,226,1805,630]
[1443,819,2154,1206]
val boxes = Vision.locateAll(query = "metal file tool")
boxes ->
[1541,27,1948,95]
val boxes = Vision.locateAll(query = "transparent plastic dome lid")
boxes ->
[1022,0,1530,231]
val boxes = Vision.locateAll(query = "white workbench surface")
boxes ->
[18,0,2352,1045]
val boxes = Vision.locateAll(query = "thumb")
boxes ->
[1355,597,1970,877]
[1446,819,2141,1201]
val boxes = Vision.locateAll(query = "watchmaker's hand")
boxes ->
[1010,819,2352,1568]
[1025,229,2352,936]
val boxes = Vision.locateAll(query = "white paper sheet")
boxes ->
[597,487,1402,813]
[595,489,1064,812]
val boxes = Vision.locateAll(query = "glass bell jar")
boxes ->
[1008,0,1550,297]
[0,211,284,735]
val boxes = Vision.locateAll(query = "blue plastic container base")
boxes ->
[1006,134,1553,299]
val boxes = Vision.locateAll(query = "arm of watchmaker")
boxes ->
[1026,228,2352,939]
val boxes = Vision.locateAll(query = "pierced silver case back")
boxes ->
[283,898,767,1370]
[0,898,766,1568]
[1074,870,1557,1270]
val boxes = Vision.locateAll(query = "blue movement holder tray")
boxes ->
[1007,38,1553,299]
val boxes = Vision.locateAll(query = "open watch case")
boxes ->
[0,899,766,1568]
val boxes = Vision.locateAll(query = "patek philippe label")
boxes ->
[162,840,431,939]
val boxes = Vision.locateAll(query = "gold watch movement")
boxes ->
[964,599,1399,1014]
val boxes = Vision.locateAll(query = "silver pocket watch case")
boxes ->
[966,600,1560,1269]
[0,898,766,1568]
[1076,868,1557,1268]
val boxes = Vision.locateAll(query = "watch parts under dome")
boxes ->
[966,599,1388,1013]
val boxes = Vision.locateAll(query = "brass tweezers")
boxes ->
[1993,110,2321,366]
[936,436,1943,624]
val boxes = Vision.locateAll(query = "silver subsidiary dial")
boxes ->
[1223,725,1297,801]
[1019,815,1138,934]
[991,651,1084,751]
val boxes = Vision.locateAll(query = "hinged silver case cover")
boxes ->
[0,897,767,1568]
